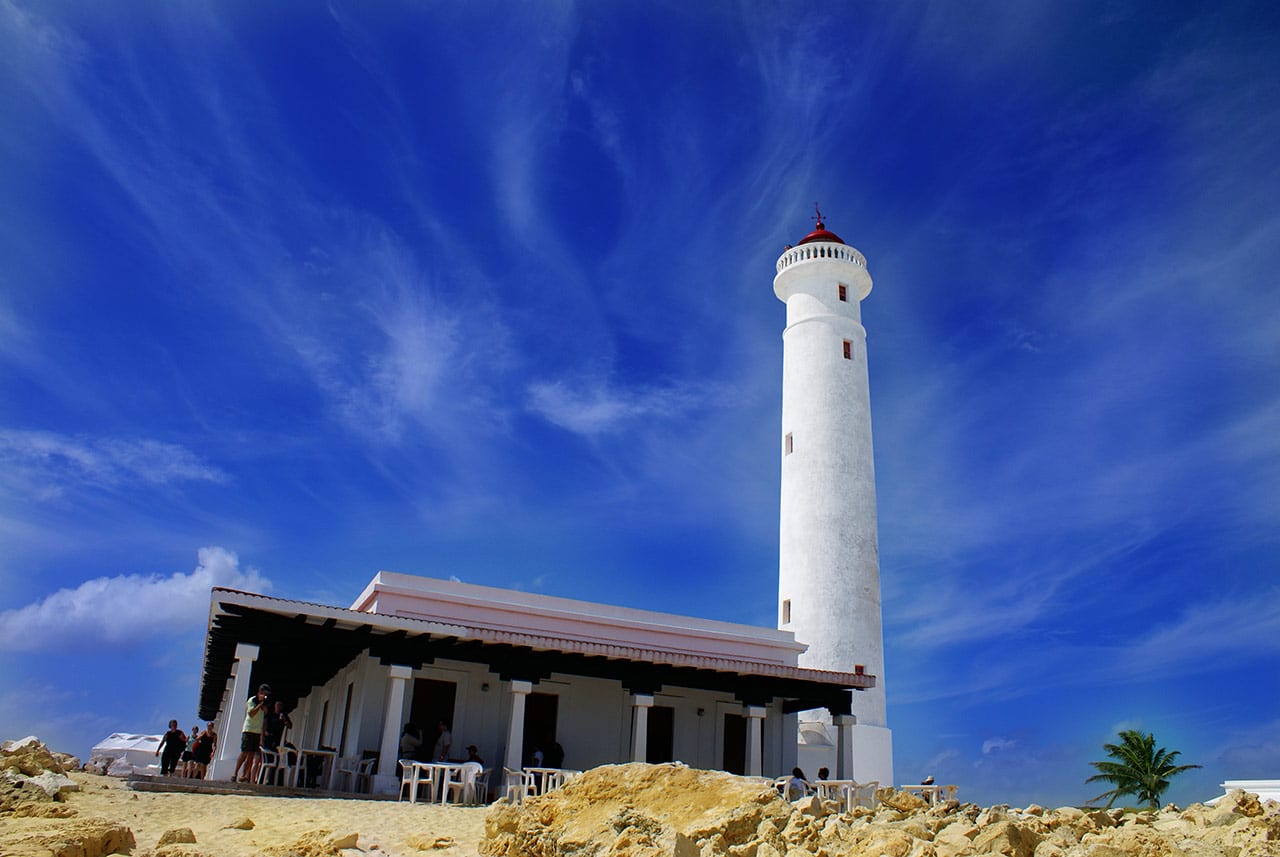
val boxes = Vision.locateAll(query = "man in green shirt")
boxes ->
[233,683,271,783]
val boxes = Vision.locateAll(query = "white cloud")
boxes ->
[982,736,1018,755]
[0,547,269,652]
[926,748,962,770]
[526,378,702,436]
[1117,589,1280,675]
[0,430,226,490]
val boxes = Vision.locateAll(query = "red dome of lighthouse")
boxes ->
[795,205,845,245]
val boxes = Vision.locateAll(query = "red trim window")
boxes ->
[838,284,848,302]
[843,340,852,360]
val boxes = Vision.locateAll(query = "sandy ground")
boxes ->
[4,772,488,856]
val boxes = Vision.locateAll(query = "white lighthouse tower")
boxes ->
[775,209,893,785]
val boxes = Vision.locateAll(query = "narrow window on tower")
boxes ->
[838,284,848,302]
[843,340,852,360]
[784,433,793,455]
[782,599,791,624]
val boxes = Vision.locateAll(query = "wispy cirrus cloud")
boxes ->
[0,430,226,495]
[526,377,706,436]
[0,546,269,651]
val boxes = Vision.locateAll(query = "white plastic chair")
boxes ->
[277,747,299,788]
[399,759,433,803]
[256,749,279,785]
[337,755,377,793]
[472,767,491,804]
[848,780,880,810]
[443,762,482,804]
[503,767,536,804]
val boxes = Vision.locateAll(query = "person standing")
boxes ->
[400,723,423,760]
[432,719,452,761]
[191,722,217,779]
[156,720,186,776]
[180,725,201,777]
[233,683,271,783]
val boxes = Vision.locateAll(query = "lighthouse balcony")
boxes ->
[776,242,866,274]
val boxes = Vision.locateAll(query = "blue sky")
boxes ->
[1,1,1276,807]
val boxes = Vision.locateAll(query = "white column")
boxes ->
[372,664,413,795]
[780,711,798,775]
[504,680,532,772]
[630,694,654,762]
[209,643,258,780]
[834,714,856,780]
[744,705,766,777]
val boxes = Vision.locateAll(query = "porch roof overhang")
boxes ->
[199,588,875,721]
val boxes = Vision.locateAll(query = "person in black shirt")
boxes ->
[262,701,293,754]
[156,720,186,776]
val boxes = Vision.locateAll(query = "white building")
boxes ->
[199,215,893,792]
[201,574,872,792]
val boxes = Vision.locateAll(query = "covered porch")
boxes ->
[197,575,875,797]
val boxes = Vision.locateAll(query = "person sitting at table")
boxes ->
[817,767,830,781]
[784,767,811,801]
[526,742,543,767]
[465,744,484,765]
[432,719,452,761]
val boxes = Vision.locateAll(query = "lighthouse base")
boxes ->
[796,721,893,787]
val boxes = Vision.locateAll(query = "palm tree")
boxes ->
[1086,730,1200,808]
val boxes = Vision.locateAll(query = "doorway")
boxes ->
[722,712,746,775]
[523,692,559,765]
[409,678,457,758]
[646,705,674,763]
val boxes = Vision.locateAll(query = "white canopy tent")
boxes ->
[88,732,162,776]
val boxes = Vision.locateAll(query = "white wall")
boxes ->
[289,650,810,786]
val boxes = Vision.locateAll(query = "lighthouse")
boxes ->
[775,210,893,784]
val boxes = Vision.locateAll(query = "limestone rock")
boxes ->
[262,829,360,856]
[24,770,81,799]
[882,790,931,813]
[972,820,1042,857]
[1207,789,1266,825]
[157,827,197,846]
[475,764,1280,857]
[858,828,918,857]
[10,802,78,818]
[481,763,791,857]
[407,833,458,850]
[1073,825,1183,857]
[155,847,217,857]
[52,752,82,772]
[0,816,136,857]
[0,737,67,776]
[935,820,980,854]
[224,816,256,830]
[793,794,825,818]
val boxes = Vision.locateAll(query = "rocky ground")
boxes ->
[3,739,1275,857]
[483,764,1277,857]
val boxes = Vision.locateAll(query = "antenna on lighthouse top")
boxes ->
[812,202,825,230]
